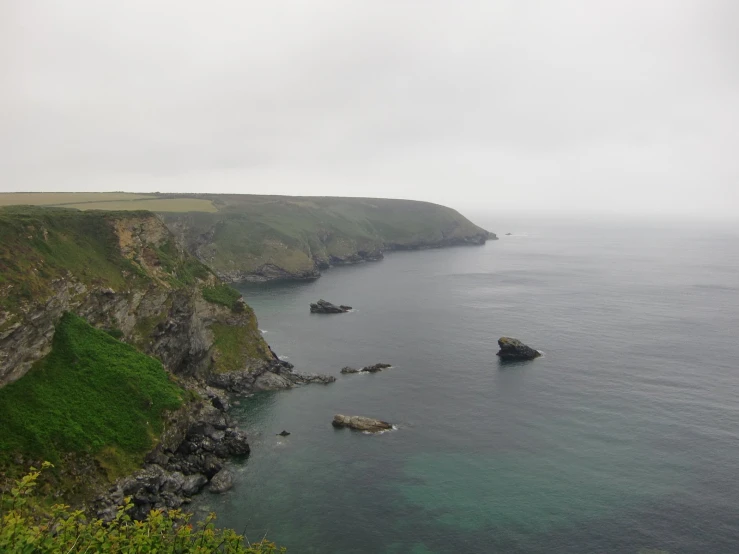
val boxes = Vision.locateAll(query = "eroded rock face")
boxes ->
[496,337,541,361]
[332,414,393,433]
[310,299,352,314]
[0,213,273,388]
[340,363,392,374]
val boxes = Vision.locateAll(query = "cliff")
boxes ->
[0,193,496,283]
[161,195,496,282]
[0,206,310,503]
[0,206,272,388]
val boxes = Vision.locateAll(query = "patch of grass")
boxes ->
[60,198,218,212]
[103,327,124,340]
[154,239,212,286]
[0,313,183,478]
[0,192,152,207]
[202,284,242,310]
[211,315,272,374]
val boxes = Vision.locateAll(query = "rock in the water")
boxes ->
[253,371,293,391]
[277,430,290,436]
[332,414,393,433]
[505,232,513,236]
[209,469,234,493]
[341,363,392,374]
[362,363,392,373]
[496,337,541,361]
[310,299,352,314]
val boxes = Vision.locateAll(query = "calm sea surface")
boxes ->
[193,215,739,553]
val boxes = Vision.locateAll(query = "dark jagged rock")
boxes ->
[277,430,290,437]
[209,469,234,494]
[310,299,352,314]
[496,337,541,361]
[209,358,336,393]
[505,232,513,236]
[332,414,393,433]
[341,363,392,375]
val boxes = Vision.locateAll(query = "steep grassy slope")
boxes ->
[0,313,183,479]
[163,195,495,281]
[0,193,495,282]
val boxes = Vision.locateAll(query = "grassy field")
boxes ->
[60,198,217,212]
[0,193,216,212]
[0,192,152,206]
[0,313,183,478]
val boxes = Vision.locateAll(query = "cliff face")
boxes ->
[0,207,272,388]
[162,195,495,282]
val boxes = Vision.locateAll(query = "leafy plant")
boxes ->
[0,464,285,553]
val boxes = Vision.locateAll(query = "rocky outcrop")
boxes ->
[0,211,273,388]
[496,337,541,361]
[332,414,393,433]
[209,469,234,493]
[310,299,352,313]
[208,358,336,393]
[340,363,392,374]
[92,388,248,520]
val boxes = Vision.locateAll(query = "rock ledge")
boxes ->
[332,414,393,433]
[310,299,352,314]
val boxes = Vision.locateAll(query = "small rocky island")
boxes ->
[310,299,353,313]
[341,363,392,374]
[332,414,393,433]
[497,337,541,361]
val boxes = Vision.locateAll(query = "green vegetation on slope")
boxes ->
[202,284,242,310]
[164,195,493,279]
[211,305,272,373]
[0,206,143,310]
[0,313,183,477]
[1,467,284,553]
[0,193,494,281]
[0,206,213,312]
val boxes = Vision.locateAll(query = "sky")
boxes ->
[1,1,737,217]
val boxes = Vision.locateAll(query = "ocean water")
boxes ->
[193,216,739,553]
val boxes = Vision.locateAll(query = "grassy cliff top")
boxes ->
[0,205,212,311]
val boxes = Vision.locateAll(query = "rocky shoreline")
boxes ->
[93,356,336,520]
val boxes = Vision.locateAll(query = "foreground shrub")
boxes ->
[0,464,284,553]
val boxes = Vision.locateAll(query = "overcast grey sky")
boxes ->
[1,1,737,216]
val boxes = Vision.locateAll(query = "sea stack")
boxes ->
[496,337,541,361]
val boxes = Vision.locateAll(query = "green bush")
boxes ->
[202,285,242,310]
[0,464,285,553]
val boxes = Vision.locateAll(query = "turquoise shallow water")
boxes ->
[193,216,739,553]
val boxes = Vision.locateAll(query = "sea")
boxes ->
[192,214,739,554]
